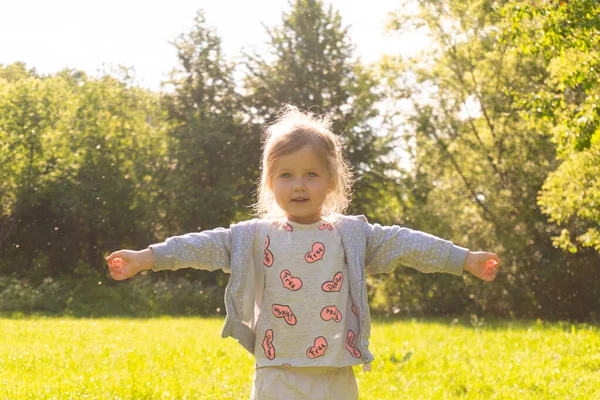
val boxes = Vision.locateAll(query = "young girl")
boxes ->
[106,105,500,400]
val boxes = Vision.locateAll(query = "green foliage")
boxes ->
[0,0,402,298]
[242,0,401,221]
[156,11,262,287]
[0,62,37,82]
[538,146,600,253]
[0,275,224,317]
[380,0,600,320]
[162,11,259,233]
[0,68,168,278]
[503,0,600,254]
[2,0,599,322]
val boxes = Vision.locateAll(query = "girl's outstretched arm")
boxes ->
[365,222,469,275]
[107,226,233,281]
[463,251,501,282]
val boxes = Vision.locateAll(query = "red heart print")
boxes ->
[262,329,275,360]
[274,221,293,231]
[320,305,342,322]
[272,304,297,325]
[351,304,358,316]
[345,330,362,358]
[318,222,334,231]
[280,270,303,291]
[305,242,325,263]
[321,272,343,292]
[264,235,274,267]
[306,336,328,359]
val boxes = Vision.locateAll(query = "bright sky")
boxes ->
[0,0,429,91]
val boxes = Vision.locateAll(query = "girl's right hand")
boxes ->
[106,249,154,280]
[463,251,501,282]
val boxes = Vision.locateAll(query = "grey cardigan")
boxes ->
[149,214,468,367]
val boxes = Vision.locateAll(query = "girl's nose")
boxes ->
[292,178,305,191]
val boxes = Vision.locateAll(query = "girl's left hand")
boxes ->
[463,251,501,282]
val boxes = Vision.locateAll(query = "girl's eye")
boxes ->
[280,173,291,178]
[307,172,318,178]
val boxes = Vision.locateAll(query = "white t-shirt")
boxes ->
[254,218,363,368]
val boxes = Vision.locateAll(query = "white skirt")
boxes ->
[250,366,359,400]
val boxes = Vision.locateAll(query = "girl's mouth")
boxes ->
[292,198,309,203]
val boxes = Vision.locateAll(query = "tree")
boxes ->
[161,10,259,232]
[242,0,401,220]
[157,11,260,287]
[504,0,600,255]
[0,66,167,279]
[0,68,46,255]
[377,0,599,320]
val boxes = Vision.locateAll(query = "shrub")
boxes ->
[0,274,225,318]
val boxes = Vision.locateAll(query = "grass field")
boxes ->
[1,316,598,399]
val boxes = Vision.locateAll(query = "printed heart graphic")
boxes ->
[351,304,358,316]
[280,270,303,291]
[274,221,293,231]
[321,272,343,292]
[305,242,325,263]
[262,329,275,360]
[320,305,342,322]
[264,236,274,267]
[345,330,362,358]
[272,304,297,325]
[318,222,334,231]
[306,336,328,359]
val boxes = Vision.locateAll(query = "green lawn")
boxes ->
[1,316,598,399]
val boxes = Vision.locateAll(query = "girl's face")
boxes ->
[270,145,332,224]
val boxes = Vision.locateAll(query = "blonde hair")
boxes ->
[255,105,354,219]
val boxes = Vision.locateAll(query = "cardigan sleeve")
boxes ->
[149,227,232,273]
[364,222,468,276]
